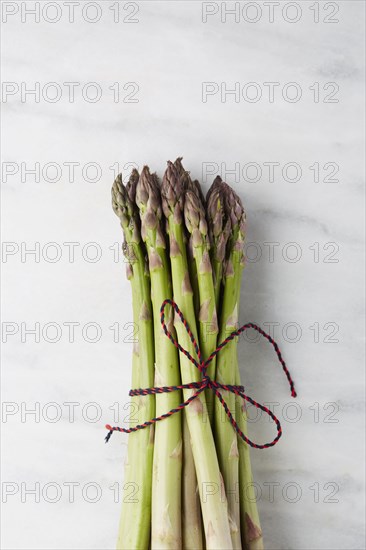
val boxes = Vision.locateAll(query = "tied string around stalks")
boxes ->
[105,299,297,449]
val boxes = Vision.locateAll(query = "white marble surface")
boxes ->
[1,1,365,549]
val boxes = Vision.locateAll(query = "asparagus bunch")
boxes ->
[110,160,268,550]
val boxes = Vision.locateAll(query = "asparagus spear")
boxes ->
[182,413,204,549]
[170,158,205,549]
[207,179,244,547]
[206,178,232,311]
[175,156,205,208]
[190,178,206,209]
[184,189,218,425]
[188,175,207,319]
[187,236,200,317]
[111,172,155,550]
[162,161,233,550]
[136,166,183,550]
[206,174,222,205]
[214,182,263,550]
[173,159,200,319]
[213,185,243,550]
[175,160,207,320]
[220,183,263,550]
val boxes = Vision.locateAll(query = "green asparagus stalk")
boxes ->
[162,161,233,550]
[112,172,155,550]
[213,182,251,549]
[136,166,183,550]
[187,236,200,318]
[206,178,232,311]
[188,175,207,318]
[182,413,204,548]
[222,186,263,550]
[184,189,218,425]
[170,158,204,550]
[173,160,200,318]
[237,397,263,550]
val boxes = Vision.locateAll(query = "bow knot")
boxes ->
[105,299,297,449]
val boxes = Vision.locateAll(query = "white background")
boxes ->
[1,1,365,549]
